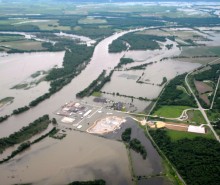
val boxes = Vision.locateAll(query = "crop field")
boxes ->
[1,40,45,50]
[0,19,21,25]
[164,29,205,41]
[136,29,170,37]
[194,80,213,106]
[153,105,191,118]
[78,17,107,24]
[187,110,206,125]
[0,35,24,42]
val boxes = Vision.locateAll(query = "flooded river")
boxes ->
[0,28,145,137]
[0,29,146,185]
[0,28,202,185]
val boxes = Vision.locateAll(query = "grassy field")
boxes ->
[187,110,206,124]
[1,40,45,50]
[153,106,191,118]
[166,129,214,141]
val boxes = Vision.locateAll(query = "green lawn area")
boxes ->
[166,129,214,141]
[153,106,191,118]
[187,110,206,125]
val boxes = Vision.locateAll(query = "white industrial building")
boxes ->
[188,125,205,134]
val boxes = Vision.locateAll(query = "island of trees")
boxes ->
[121,128,147,159]
[109,33,167,53]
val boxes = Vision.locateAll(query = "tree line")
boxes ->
[149,129,220,185]
[0,114,50,154]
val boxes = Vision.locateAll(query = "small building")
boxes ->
[61,117,75,123]
[188,125,205,134]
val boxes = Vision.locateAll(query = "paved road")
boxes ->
[185,61,220,142]
[210,75,220,109]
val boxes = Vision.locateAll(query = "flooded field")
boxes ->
[102,60,200,99]
[0,51,64,116]
[0,130,132,185]
[105,117,171,185]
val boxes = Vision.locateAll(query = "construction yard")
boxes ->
[87,116,126,135]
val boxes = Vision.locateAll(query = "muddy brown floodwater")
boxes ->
[0,130,132,185]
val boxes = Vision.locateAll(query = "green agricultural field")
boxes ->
[162,28,205,41]
[180,46,220,57]
[0,19,21,25]
[17,20,71,31]
[166,129,214,141]
[78,17,107,24]
[1,40,46,51]
[153,105,191,118]
[187,110,206,125]
[136,29,170,37]
[0,35,24,42]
